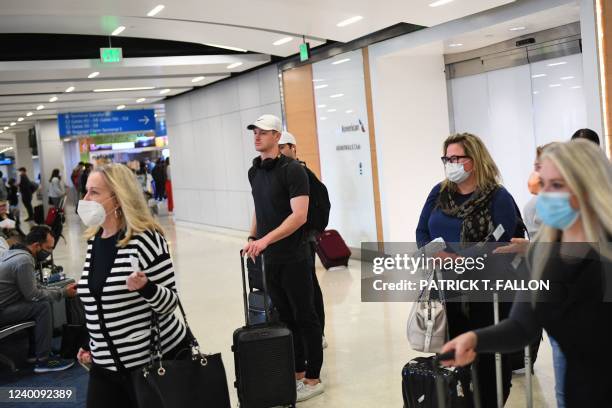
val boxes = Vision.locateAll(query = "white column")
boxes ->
[580,0,605,147]
[14,130,34,176]
[35,120,65,213]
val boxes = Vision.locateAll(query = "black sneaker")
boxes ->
[34,358,75,373]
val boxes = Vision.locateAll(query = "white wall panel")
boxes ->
[238,74,261,110]
[166,66,281,231]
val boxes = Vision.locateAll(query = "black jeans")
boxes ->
[308,242,325,333]
[266,258,323,379]
[87,334,190,408]
[22,197,33,219]
[0,301,52,360]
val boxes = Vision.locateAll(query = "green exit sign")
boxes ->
[100,47,123,63]
[299,43,310,62]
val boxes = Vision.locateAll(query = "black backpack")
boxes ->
[303,166,331,233]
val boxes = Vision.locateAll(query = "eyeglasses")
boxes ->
[441,155,470,164]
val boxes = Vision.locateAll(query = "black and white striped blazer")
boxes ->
[77,229,186,371]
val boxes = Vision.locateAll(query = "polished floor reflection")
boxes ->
[54,209,556,407]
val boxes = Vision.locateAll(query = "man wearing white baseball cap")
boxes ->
[244,116,324,402]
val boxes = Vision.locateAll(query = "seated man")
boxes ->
[0,225,77,373]
[0,200,24,255]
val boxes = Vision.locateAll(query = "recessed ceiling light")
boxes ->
[65,86,75,93]
[327,109,337,112]
[93,87,155,92]
[49,96,58,102]
[317,104,327,108]
[160,89,171,95]
[17,117,24,122]
[337,16,363,27]
[147,4,165,17]
[10,122,16,126]
[314,84,328,90]
[346,110,353,114]
[571,85,582,89]
[429,0,454,7]
[330,93,344,98]
[203,43,248,52]
[548,61,567,67]
[312,79,325,82]
[111,26,125,36]
[26,112,33,117]
[320,117,327,121]
[36,105,44,110]
[88,72,100,79]
[448,43,463,47]
[561,76,575,80]
[532,74,547,78]
[2,127,7,130]
[273,37,293,46]
[117,105,126,110]
[509,26,526,31]
[227,62,243,69]
[331,58,350,65]
[0,131,3,134]
[549,84,562,88]
[191,76,205,83]
[136,98,146,103]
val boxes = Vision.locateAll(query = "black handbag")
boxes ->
[131,299,231,408]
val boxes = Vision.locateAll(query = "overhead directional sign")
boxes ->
[58,109,156,137]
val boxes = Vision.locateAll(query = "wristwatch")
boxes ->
[247,236,257,242]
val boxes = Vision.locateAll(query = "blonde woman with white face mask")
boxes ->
[75,163,189,408]
[441,140,612,407]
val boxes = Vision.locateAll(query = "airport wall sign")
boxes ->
[58,109,156,137]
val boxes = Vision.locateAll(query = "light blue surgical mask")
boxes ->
[536,192,579,230]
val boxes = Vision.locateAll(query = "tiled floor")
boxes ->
[52,207,557,407]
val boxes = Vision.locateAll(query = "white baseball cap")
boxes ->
[278,131,296,145]
[247,114,282,132]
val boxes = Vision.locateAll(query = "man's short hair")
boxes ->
[18,167,26,172]
[25,225,52,246]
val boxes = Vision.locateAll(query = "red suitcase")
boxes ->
[315,229,351,269]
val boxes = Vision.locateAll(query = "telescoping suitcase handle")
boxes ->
[239,250,271,326]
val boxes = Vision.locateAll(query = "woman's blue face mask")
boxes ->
[536,192,579,230]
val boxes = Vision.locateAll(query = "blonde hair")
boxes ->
[441,133,501,192]
[85,163,164,247]
[530,139,612,279]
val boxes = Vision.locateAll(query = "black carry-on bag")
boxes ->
[232,251,297,408]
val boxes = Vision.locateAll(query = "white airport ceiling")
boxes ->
[0,0,519,135]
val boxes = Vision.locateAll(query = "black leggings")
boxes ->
[86,335,190,408]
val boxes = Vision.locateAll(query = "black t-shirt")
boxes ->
[89,231,120,297]
[248,154,309,264]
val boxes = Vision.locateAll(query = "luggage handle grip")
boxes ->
[239,249,271,326]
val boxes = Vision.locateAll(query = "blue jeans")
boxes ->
[549,334,566,408]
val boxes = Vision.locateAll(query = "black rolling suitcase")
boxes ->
[402,356,477,408]
[232,251,296,408]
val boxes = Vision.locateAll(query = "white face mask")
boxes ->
[77,200,108,227]
[0,218,15,229]
[445,162,471,184]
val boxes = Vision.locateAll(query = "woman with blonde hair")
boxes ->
[74,163,188,408]
[441,139,612,406]
[416,133,521,405]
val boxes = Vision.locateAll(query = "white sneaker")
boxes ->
[296,380,324,402]
[322,336,328,349]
